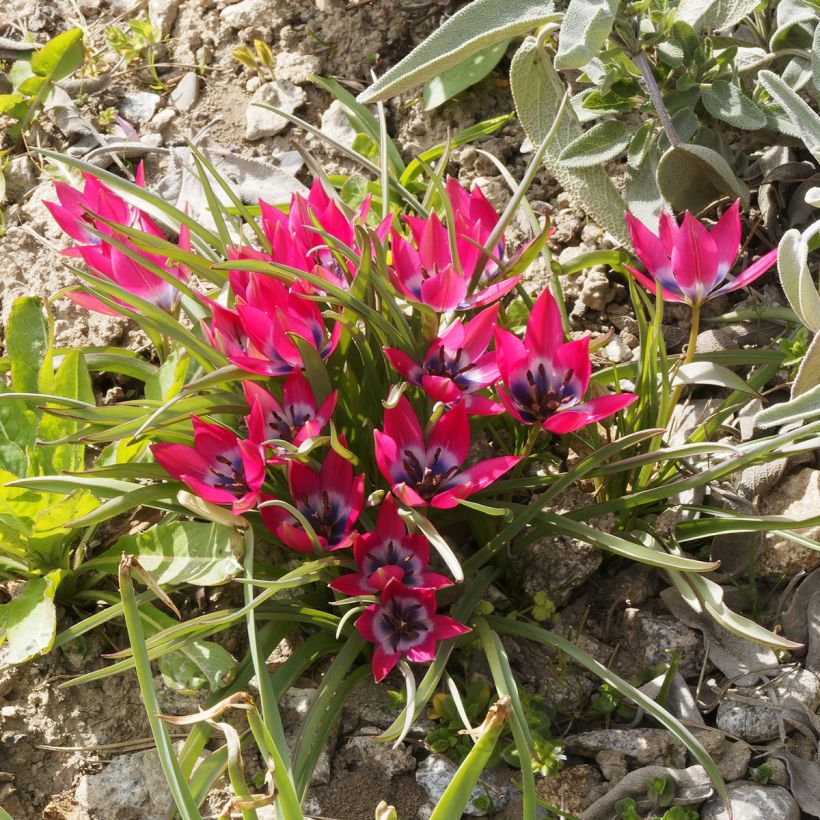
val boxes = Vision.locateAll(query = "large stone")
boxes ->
[624,611,705,677]
[565,729,686,767]
[415,756,514,816]
[337,727,416,779]
[757,469,820,579]
[75,750,173,819]
[274,52,321,85]
[245,80,306,141]
[220,0,281,29]
[170,71,199,112]
[120,91,161,125]
[148,0,179,36]
[700,783,800,820]
[716,668,820,742]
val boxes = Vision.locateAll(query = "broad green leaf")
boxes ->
[676,0,762,32]
[30,28,85,82]
[557,119,630,167]
[701,80,766,130]
[103,521,244,586]
[627,121,655,168]
[554,0,620,70]
[778,228,820,332]
[159,639,237,694]
[145,349,192,402]
[359,0,559,103]
[3,571,62,665]
[423,40,509,110]
[17,75,46,96]
[656,142,749,212]
[624,145,665,231]
[673,361,759,394]
[793,330,820,397]
[0,93,26,114]
[759,70,820,160]
[755,382,820,428]
[7,296,50,395]
[510,36,629,244]
[26,490,99,571]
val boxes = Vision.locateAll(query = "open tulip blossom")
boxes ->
[46,164,189,316]
[260,447,365,552]
[374,396,521,508]
[355,579,471,682]
[329,495,452,597]
[495,289,637,434]
[244,373,337,460]
[383,305,502,415]
[624,201,778,306]
[151,416,266,515]
[389,178,521,312]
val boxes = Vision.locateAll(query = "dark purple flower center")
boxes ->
[424,345,476,388]
[402,448,459,501]
[300,489,349,547]
[379,597,430,653]
[363,539,422,584]
[208,452,249,495]
[267,403,313,443]
[511,364,578,423]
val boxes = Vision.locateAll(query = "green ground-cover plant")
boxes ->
[359,0,819,237]
[4,93,817,817]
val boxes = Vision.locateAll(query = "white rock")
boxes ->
[108,0,148,13]
[604,334,632,363]
[274,51,321,85]
[148,0,179,36]
[757,469,820,579]
[245,80,305,141]
[415,756,513,816]
[148,108,176,131]
[320,100,357,149]
[120,91,161,125]
[170,71,199,112]
[700,783,800,820]
[75,749,174,818]
[716,668,820,742]
[3,155,37,202]
[220,0,279,29]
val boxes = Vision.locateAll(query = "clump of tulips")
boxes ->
[46,167,777,685]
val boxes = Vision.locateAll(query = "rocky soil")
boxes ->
[2,0,820,818]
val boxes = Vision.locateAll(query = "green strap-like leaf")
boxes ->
[423,40,510,110]
[359,0,559,103]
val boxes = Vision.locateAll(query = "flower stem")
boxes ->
[513,423,542,477]
[634,50,680,148]
[668,301,701,414]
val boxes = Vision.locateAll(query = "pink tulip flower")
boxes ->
[624,201,778,306]
[384,305,502,415]
[244,373,337,460]
[46,165,189,315]
[374,396,520,509]
[355,579,470,681]
[329,495,451,597]
[260,447,364,552]
[151,416,266,514]
[495,289,637,435]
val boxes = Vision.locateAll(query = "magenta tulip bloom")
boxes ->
[384,305,502,415]
[203,279,340,377]
[329,495,451,597]
[46,165,189,316]
[355,580,470,681]
[151,416,266,514]
[495,290,637,435]
[374,396,520,509]
[388,178,521,312]
[244,373,337,459]
[624,201,778,306]
[260,448,364,552]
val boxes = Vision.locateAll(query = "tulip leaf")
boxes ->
[673,361,759,394]
[100,521,244,586]
[423,40,510,111]
[759,70,820,161]
[359,0,559,103]
[793,330,820,397]
[30,28,85,83]
[557,119,631,167]
[554,0,620,70]
[7,296,51,395]
[676,0,762,32]
[510,36,629,244]
[2,571,62,665]
[656,142,749,212]
[701,80,767,130]
[756,382,820,428]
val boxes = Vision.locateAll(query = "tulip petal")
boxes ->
[709,199,741,284]
[712,247,778,298]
